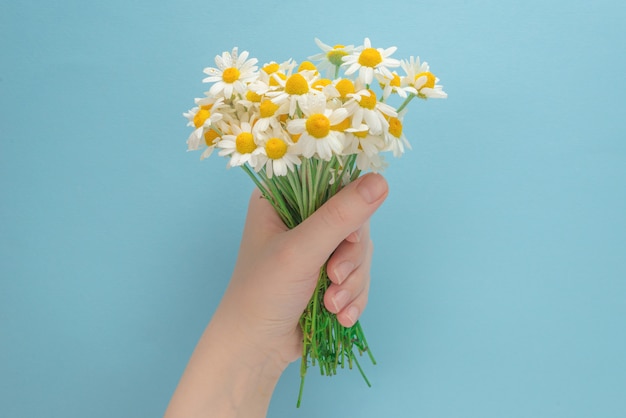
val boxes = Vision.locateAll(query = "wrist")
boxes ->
[217,284,302,370]
[165,309,286,418]
[210,305,289,381]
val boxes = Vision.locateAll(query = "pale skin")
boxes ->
[164,173,389,418]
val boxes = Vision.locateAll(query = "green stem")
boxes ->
[246,161,376,408]
[396,93,416,114]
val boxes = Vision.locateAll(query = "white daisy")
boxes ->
[309,38,355,78]
[184,97,226,157]
[344,124,385,158]
[185,118,228,160]
[183,97,224,129]
[234,87,264,113]
[376,71,414,100]
[217,120,262,169]
[345,88,397,135]
[287,95,348,161]
[253,98,289,133]
[248,59,295,97]
[202,47,259,99]
[356,150,388,172]
[325,78,357,104]
[342,38,400,85]
[254,126,301,177]
[311,77,336,97]
[266,67,322,117]
[383,114,411,157]
[342,125,389,172]
[401,56,447,99]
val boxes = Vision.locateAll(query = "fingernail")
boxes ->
[345,306,360,326]
[334,261,354,284]
[332,290,350,312]
[357,174,387,204]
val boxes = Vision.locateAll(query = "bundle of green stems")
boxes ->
[242,155,376,407]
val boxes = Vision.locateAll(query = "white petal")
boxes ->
[344,62,360,75]
[382,46,397,57]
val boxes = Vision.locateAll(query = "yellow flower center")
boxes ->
[260,100,280,118]
[265,138,288,159]
[290,133,302,143]
[335,78,355,98]
[327,45,348,66]
[358,90,377,110]
[298,61,317,72]
[306,113,331,138]
[358,48,382,68]
[331,117,351,132]
[285,73,309,95]
[235,132,256,154]
[379,73,401,90]
[263,63,280,74]
[312,78,332,90]
[415,71,436,89]
[269,72,286,87]
[390,73,401,87]
[388,117,403,138]
[353,130,369,139]
[245,90,262,103]
[193,105,212,128]
[222,67,240,83]
[204,129,220,146]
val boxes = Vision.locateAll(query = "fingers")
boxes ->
[323,237,373,327]
[289,173,388,269]
[327,222,370,285]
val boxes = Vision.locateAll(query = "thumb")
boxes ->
[288,173,388,267]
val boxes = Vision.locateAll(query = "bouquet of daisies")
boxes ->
[184,37,446,405]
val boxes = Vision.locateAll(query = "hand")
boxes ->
[165,173,388,418]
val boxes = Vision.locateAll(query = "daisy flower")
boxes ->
[254,126,301,178]
[266,66,322,117]
[376,71,414,100]
[253,98,289,133]
[401,56,447,99]
[185,118,228,160]
[184,97,227,157]
[323,78,357,106]
[345,88,397,135]
[342,38,400,85]
[309,38,355,78]
[183,97,225,130]
[344,124,385,157]
[287,95,348,160]
[234,87,264,113]
[343,125,388,172]
[383,113,411,157]
[297,60,319,75]
[357,150,388,172]
[248,59,295,97]
[217,120,262,169]
[202,47,259,99]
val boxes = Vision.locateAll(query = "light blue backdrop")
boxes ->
[1,0,625,417]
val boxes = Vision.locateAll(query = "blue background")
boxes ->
[2,0,625,417]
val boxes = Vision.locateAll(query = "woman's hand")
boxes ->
[165,173,388,418]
